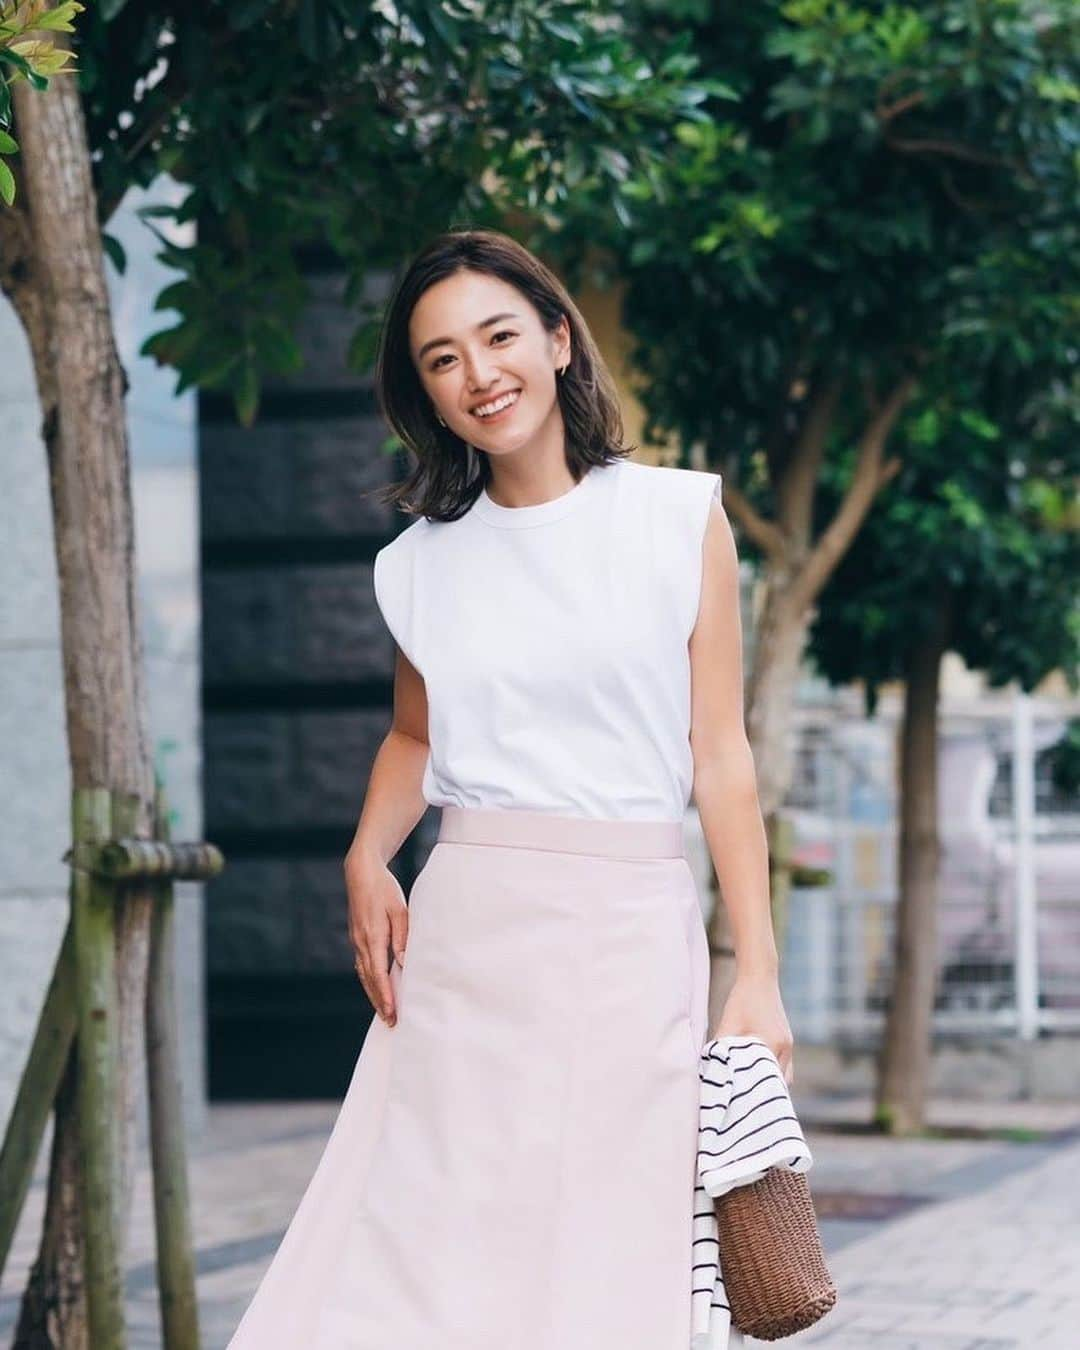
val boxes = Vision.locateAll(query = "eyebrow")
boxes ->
[416,312,521,362]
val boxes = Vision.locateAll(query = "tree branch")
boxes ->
[762,330,814,486]
[792,372,917,611]
[876,89,927,124]
[776,371,844,544]
[878,455,903,492]
[883,131,1018,171]
[719,481,788,561]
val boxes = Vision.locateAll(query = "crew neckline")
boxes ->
[472,461,608,529]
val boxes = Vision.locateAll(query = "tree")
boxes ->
[0,2,81,203]
[86,0,712,422]
[1,3,711,1341]
[808,350,1079,1133]
[558,0,1080,1008]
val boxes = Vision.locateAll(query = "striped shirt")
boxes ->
[691,1036,812,1349]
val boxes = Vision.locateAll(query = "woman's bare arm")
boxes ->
[689,497,794,1080]
[347,648,430,868]
[343,647,430,1025]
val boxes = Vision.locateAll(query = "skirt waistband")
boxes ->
[436,805,686,860]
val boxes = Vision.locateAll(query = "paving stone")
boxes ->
[2,1101,1077,1348]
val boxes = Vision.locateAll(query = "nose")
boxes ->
[464,346,498,390]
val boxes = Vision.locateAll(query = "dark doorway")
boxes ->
[200,248,435,1100]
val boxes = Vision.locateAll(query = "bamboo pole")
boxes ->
[69,838,223,883]
[0,922,77,1277]
[767,813,795,959]
[145,785,201,1348]
[71,786,127,1346]
[2,833,220,1283]
[2,786,218,1337]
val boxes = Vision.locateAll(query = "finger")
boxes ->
[352,945,382,1014]
[363,929,395,1024]
[388,901,409,968]
[352,951,372,1005]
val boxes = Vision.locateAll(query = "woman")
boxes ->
[226,228,793,1350]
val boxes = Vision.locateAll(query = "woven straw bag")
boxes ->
[713,1166,837,1340]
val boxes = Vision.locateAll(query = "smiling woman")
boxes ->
[413,271,568,456]
[224,228,785,1350]
[372,228,631,521]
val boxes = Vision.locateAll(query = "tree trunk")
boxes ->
[705,370,914,1014]
[705,565,813,1022]
[7,53,155,1346]
[874,590,952,1135]
[744,572,814,821]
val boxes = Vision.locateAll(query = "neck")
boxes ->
[483,408,575,508]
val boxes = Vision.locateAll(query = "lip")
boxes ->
[470,388,522,423]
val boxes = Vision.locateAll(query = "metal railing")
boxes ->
[776,697,1080,1045]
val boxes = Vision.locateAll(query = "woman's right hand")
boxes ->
[343,848,410,1027]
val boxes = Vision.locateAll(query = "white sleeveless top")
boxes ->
[372,456,722,823]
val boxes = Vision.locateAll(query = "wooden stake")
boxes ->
[145,785,201,1347]
[72,786,127,1347]
[0,922,77,1276]
[767,813,795,958]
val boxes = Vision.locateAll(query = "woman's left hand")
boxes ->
[711,971,795,1087]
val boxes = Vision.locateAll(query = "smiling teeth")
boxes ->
[474,390,520,417]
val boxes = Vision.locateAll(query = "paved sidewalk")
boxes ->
[759,1131,1080,1348]
[2,1096,1078,1348]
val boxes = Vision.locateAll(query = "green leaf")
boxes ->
[541,19,584,46]
[234,360,259,426]
[0,48,37,80]
[0,157,15,206]
[174,347,241,395]
[425,3,462,50]
[9,40,77,77]
[252,316,303,372]
[140,321,204,368]
[0,129,16,154]
[297,0,342,63]
[228,0,275,30]
[33,3,86,35]
[101,232,126,274]
[135,203,181,221]
[347,318,381,373]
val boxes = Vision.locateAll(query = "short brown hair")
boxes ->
[372,228,634,522]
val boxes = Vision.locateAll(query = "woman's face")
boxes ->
[408,269,571,457]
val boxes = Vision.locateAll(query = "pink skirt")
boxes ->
[226,804,712,1350]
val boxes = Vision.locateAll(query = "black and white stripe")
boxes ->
[690,1036,812,1348]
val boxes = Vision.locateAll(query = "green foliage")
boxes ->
[563,1,1079,481]
[548,1,1079,701]
[807,357,1079,709]
[0,1,85,202]
[1048,718,1080,799]
[57,0,713,425]
[138,222,307,410]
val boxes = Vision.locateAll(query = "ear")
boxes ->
[553,314,572,370]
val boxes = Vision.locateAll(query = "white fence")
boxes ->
[777,691,1080,1046]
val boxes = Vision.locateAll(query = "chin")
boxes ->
[471,423,539,456]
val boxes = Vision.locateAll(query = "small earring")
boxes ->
[558,363,569,377]
[435,412,447,426]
